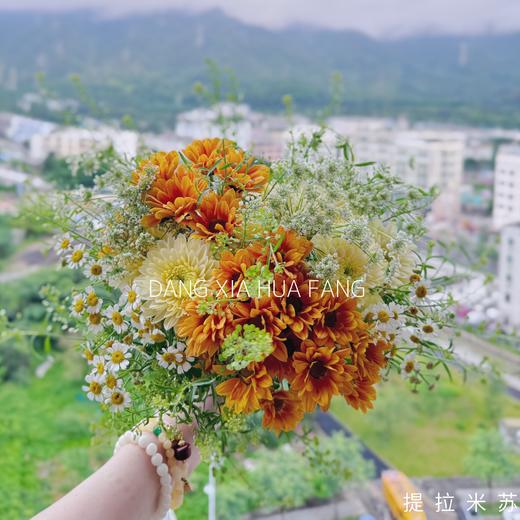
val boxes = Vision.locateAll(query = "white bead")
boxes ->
[163,439,172,450]
[151,453,163,466]
[158,432,167,442]
[156,463,169,477]
[160,474,171,486]
[145,443,158,456]
[138,435,148,448]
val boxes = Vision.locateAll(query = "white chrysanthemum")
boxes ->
[54,233,73,256]
[84,286,103,314]
[105,342,131,371]
[104,387,131,412]
[104,305,127,334]
[135,235,217,330]
[156,342,194,374]
[71,294,86,318]
[82,372,105,402]
[67,243,87,268]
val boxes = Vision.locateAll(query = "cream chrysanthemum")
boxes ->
[135,234,217,330]
[313,235,384,289]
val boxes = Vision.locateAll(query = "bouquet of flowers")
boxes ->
[45,133,454,460]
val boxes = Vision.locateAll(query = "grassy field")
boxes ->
[330,373,520,477]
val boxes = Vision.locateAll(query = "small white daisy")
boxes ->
[104,371,123,391]
[81,341,95,363]
[104,387,131,412]
[156,342,194,374]
[369,302,405,334]
[411,280,432,303]
[90,354,107,376]
[84,260,105,281]
[129,309,144,330]
[401,353,419,378]
[105,342,131,371]
[104,305,127,334]
[119,285,141,313]
[67,243,87,268]
[82,372,105,402]
[84,286,103,314]
[71,294,86,318]
[54,233,73,256]
[86,312,104,334]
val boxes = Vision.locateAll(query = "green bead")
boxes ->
[153,426,162,436]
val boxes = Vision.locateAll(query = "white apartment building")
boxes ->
[498,224,520,329]
[30,127,139,161]
[328,117,465,194]
[493,145,520,230]
[175,103,252,148]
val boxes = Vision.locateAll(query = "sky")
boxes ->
[0,0,519,38]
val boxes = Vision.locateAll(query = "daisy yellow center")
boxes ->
[90,264,103,276]
[110,392,125,405]
[377,310,390,323]
[111,351,125,364]
[74,300,85,312]
[83,349,93,361]
[106,374,117,389]
[89,381,102,394]
[422,324,434,334]
[415,285,428,298]
[60,238,71,249]
[127,290,137,303]
[89,313,101,325]
[96,362,105,374]
[404,361,415,373]
[151,332,165,342]
[86,293,98,306]
[71,250,84,263]
[111,311,123,325]
[162,352,177,364]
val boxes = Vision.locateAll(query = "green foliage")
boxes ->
[464,428,519,488]
[0,356,107,520]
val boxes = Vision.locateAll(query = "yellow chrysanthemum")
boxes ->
[135,235,217,330]
[313,235,384,289]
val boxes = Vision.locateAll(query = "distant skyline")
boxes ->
[0,0,519,38]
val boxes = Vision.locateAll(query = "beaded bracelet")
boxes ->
[114,420,192,519]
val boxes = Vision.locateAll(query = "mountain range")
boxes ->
[0,9,519,130]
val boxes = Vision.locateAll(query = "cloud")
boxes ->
[0,0,519,37]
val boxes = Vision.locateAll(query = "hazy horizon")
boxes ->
[0,0,519,38]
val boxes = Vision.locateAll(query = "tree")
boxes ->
[464,428,518,489]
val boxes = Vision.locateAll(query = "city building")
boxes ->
[175,103,252,148]
[498,223,520,329]
[493,145,520,230]
[30,127,139,161]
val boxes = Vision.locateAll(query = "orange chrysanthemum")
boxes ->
[313,293,365,347]
[141,163,208,228]
[188,189,241,240]
[263,329,302,380]
[216,363,272,414]
[352,337,390,383]
[292,341,351,412]
[132,150,180,185]
[342,375,377,413]
[261,390,304,434]
[231,295,287,362]
[183,138,270,193]
[278,274,324,340]
[212,247,261,296]
[177,300,235,361]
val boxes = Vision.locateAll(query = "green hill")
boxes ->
[0,9,519,129]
